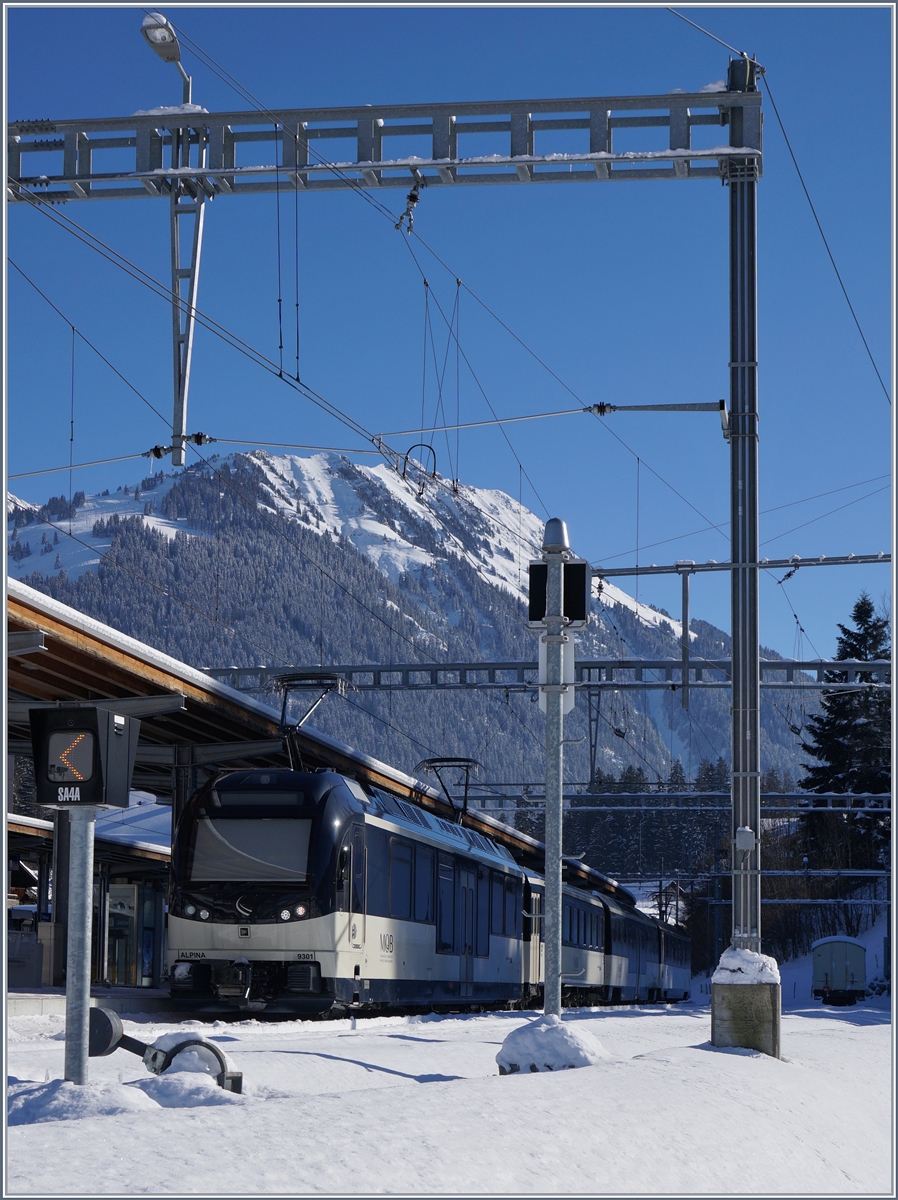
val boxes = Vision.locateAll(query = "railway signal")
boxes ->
[531,518,590,1017]
[29,706,140,1085]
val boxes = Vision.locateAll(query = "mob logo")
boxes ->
[57,786,81,802]
[380,934,394,954]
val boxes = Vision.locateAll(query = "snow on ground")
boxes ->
[6,991,891,1195]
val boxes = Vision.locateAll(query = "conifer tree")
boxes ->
[799,593,891,795]
[694,757,715,791]
[761,767,782,793]
[667,757,688,792]
[712,756,730,792]
[797,592,891,871]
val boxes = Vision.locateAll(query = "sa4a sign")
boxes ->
[57,786,82,802]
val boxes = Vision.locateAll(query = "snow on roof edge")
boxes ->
[7,579,442,804]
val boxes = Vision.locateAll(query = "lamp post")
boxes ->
[140,11,204,468]
[140,11,192,105]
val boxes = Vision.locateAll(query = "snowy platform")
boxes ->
[7,987,182,1019]
[7,998,891,1195]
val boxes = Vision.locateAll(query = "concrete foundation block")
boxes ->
[711,982,781,1058]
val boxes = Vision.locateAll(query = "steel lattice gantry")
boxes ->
[8,74,769,959]
[8,85,760,464]
[7,88,760,201]
[205,657,891,694]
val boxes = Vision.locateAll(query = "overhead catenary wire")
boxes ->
[100,11,886,588]
[212,439,380,455]
[665,6,890,407]
[596,475,892,565]
[12,232,542,657]
[14,174,551,589]
[760,486,890,549]
[152,9,401,228]
[382,405,588,437]
[760,74,891,408]
[401,236,550,518]
[113,14,735,570]
[273,121,285,376]
[10,454,155,480]
[665,7,752,59]
[11,246,435,663]
[13,229,887,695]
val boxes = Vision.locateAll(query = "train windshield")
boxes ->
[189,817,313,882]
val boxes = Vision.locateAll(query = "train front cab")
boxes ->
[168,769,528,1015]
[167,769,366,1014]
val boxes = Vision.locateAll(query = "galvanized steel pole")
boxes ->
[169,129,206,467]
[541,518,568,1017]
[727,57,762,952]
[64,806,97,1085]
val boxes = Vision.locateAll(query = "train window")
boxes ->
[476,869,490,957]
[389,839,413,920]
[504,877,518,938]
[351,827,365,914]
[563,904,571,945]
[336,847,350,911]
[189,818,312,882]
[414,846,434,923]
[365,827,389,917]
[210,790,308,807]
[437,855,455,953]
[490,873,504,935]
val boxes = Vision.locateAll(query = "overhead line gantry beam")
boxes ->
[205,657,890,693]
[8,91,760,203]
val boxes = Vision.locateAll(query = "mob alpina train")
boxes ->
[167,768,691,1014]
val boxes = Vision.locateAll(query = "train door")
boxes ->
[350,825,365,949]
[459,866,476,997]
[529,890,542,991]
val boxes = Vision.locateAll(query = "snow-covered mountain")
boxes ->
[7,449,691,642]
[8,450,810,804]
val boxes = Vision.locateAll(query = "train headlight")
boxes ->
[198,908,211,921]
[294,904,307,917]
[279,908,292,921]
[185,904,196,917]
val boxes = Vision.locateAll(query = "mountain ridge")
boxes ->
[7,450,809,793]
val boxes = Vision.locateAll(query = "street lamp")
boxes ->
[140,12,192,105]
[139,10,204,467]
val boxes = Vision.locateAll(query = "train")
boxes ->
[167,767,691,1015]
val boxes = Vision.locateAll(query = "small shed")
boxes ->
[811,936,866,1005]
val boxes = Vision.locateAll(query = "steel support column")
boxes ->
[680,568,691,710]
[64,806,96,1085]
[727,58,762,953]
[540,521,568,1018]
[169,124,206,466]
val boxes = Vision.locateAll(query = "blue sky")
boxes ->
[5,5,893,658]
